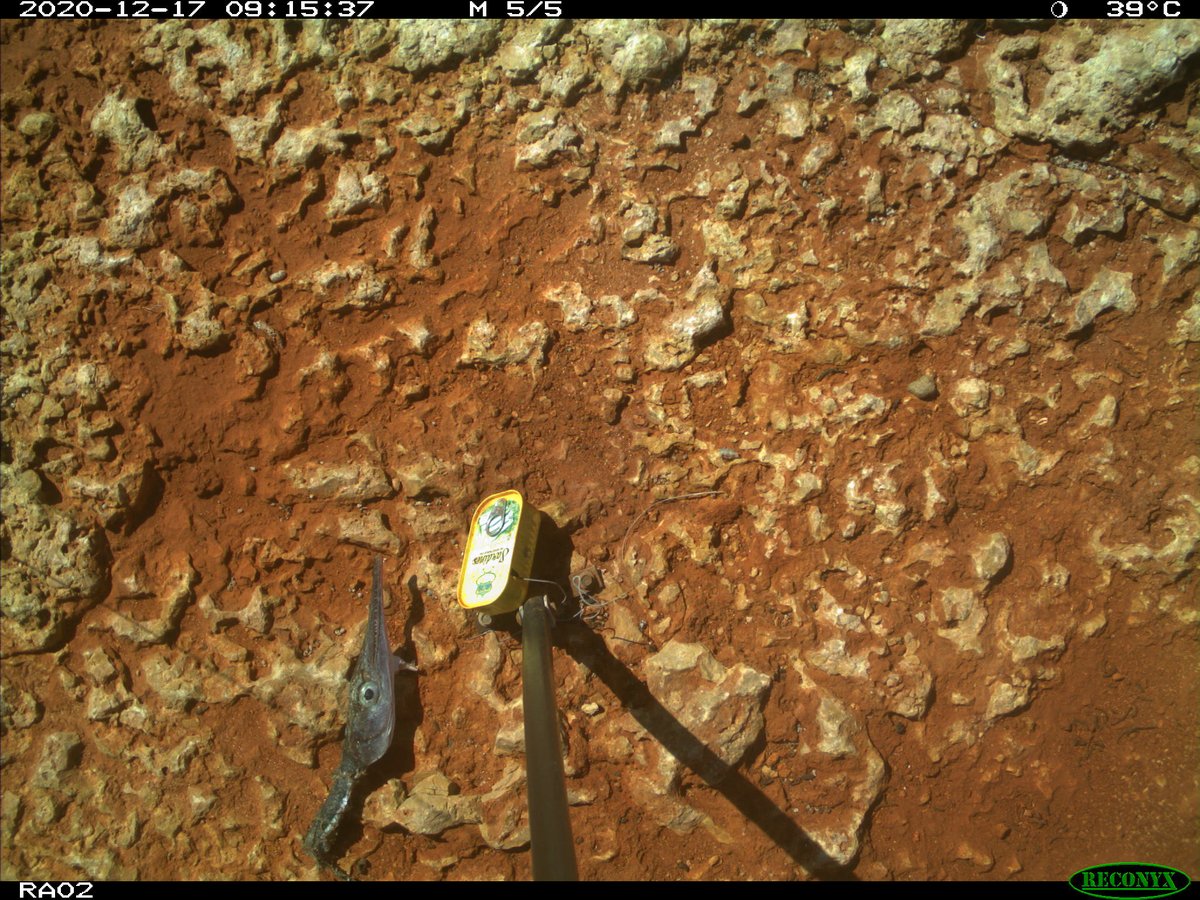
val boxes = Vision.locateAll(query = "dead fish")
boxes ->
[303,556,418,880]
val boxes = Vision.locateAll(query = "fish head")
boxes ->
[342,557,398,769]
[344,664,395,768]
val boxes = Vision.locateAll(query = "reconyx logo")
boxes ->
[1070,863,1191,900]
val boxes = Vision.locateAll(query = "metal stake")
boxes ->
[519,596,579,881]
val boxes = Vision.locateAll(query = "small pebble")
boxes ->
[907,374,938,400]
[268,270,287,284]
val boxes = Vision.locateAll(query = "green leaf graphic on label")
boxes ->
[476,570,496,595]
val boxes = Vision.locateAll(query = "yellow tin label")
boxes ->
[457,490,539,613]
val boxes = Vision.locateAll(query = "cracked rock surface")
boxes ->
[1,17,1197,883]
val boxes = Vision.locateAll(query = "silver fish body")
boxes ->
[303,557,417,879]
[344,556,406,769]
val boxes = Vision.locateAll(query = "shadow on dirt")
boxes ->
[562,624,859,880]
[527,511,858,879]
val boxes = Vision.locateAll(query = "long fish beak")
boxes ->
[373,557,419,675]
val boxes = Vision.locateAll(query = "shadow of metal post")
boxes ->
[563,624,860,880]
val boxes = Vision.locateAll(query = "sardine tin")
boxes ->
[457,489,540,614]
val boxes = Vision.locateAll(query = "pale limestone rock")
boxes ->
[337,509,403,555]
[496,20,567,79]
[393,773,482,835]
[987,23,1200,150]
[457,318,551,369]
[1067,268,1137,334]
[0,478,108,653]
[701,219,746,263]
[643,640,771,782]
[89,558,197,646]
[1088,395,1119,429]
[885,644,933,719]
[33,732,83,788]
[654,116,699,151]
[66,462,157,530]
[391,452,453,501]
[90,90,161,173]
[362,780,408,830]
[808,506,834,541]
[953,165,1057,278]
[407,206,438,272]
[325,163,388,224]
[478,764,530,850]
[807,639,871,680]
[972,532,1011,583]
[0,681,42,732]
[872,92,924,135]
[539,54,592,105]
[791,680,888,867]
[769,20,809,54]
[545,282,593,331]
[799,136,840,178]
[544,283,638,332]
[271,120,354,169]
[742,291,808,351]
[816,694,858,758]
[610,28,687,90]
[985,681,1031,720]
[621,233,679,265]
[844,48,878,102]
[197,586,282,635]
[222,100,282,163]
[398,112,454,153]
[911,114,1006,164]
[296,261,393,310]
[644,265,730,372]
[103,181,159,250]
[1090,495,1200,579]
[19,111,57,145]
[1058,167,1129,246]
[514,122,580,170]
[877,19,975,77]
[1009,633,1065,663]
[285,460,394,502]
[179,306,227,354]
[937,587,987,655]
[385,20,503,74]
[920,285,979,337]
[1170,293,1200,346]
[776,98,812,140]
[949,378,991,418]
[516,109,560,144]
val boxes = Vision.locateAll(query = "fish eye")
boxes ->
[359,681,379,704]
